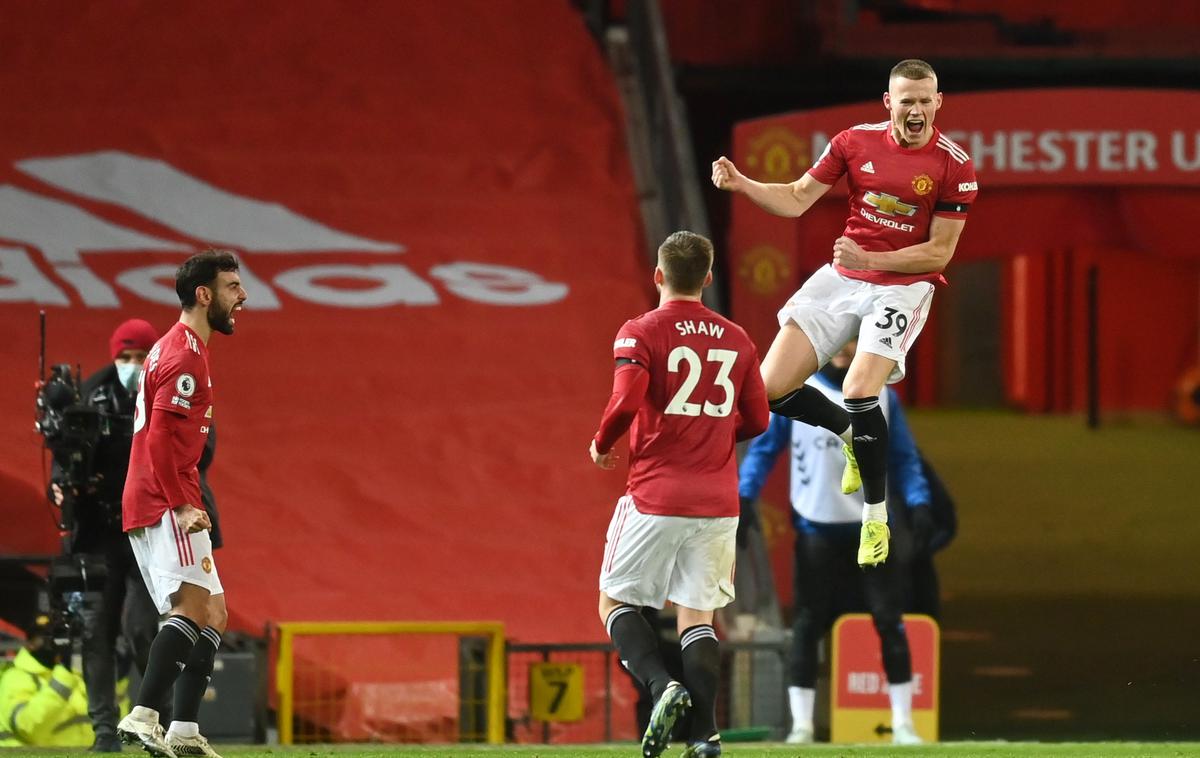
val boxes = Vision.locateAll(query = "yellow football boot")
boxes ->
[841,443,862,495]
[857,520,890,567]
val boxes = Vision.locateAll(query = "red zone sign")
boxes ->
[831,613,939,743]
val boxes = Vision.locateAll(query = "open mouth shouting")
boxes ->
[208,299,244,335]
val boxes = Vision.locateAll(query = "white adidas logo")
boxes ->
[861,161,876,174]
[0,151,569,310]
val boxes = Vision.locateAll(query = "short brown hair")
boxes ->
[657,231,713,294]
[890,59,937,82]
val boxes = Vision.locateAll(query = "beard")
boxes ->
[207,300,236,335]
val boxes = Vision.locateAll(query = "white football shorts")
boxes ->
[598,495,737,612]
[776,264,935,383]
[128,509,223,614]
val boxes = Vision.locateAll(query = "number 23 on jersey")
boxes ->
[665,346,738,417]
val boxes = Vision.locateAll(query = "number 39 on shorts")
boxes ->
[873,306,909,338]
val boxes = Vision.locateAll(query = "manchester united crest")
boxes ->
[911,174,934,196]
[737,245,792,297]
[744,127,809,183]
[201,556,213,574]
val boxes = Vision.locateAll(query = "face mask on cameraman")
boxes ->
[115,360,141,392]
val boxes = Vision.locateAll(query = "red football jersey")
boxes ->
[808,122,978,286]
[123,322,213,531]
[609,300,767,518]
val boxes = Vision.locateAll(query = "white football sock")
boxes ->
[888,681,914,728]
[863,501,888,523]
[788,686,815,731]
[167,721,199,738]
[129,705,159,723]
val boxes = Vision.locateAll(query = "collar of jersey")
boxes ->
[885,124,941,154]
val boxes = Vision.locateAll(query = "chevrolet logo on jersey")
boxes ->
[862,191,918,217]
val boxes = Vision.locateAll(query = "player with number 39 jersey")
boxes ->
[711,58,977,571]
[810,119,977,288]
[123,321,213,531]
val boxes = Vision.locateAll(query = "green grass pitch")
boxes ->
[4,743,1199,757]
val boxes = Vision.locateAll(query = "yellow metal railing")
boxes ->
[274,620,506,745]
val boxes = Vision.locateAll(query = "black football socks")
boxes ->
[680,624,720,742]
[173,626,222,725]
[769,385,851,439]
[606,606,672,701]
[136,615,200,712]
[845,396,889,506]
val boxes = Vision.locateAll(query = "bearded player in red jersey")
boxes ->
[116,250,246,758]
[590,231,769,758]
[712,59,977,568]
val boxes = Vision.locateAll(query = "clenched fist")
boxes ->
[173,503,212,533]
[833,236,870,270]
[711,156,743,192]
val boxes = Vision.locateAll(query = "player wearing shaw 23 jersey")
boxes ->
[118,250,245,758]
[712,58,976,570]
[597,303,766,519]
[591,231,768,758]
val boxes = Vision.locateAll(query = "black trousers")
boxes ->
[907,552,941,620]
[788,528,912,688]
[77,536,163,734]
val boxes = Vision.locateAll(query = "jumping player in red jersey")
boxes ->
[711,59,977,569]
[590,231,769,758]
[117,250,246,758]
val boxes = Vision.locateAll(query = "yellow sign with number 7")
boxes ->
[529,663,584,722]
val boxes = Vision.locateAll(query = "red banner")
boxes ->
[735,89,1200,188]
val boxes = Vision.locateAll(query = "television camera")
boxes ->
[32,313,125,642]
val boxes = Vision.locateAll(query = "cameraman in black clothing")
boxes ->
[45,320,199,753]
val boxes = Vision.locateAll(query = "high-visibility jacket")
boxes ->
[0,649,93,747]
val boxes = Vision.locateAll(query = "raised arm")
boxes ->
[712,156,833,218]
